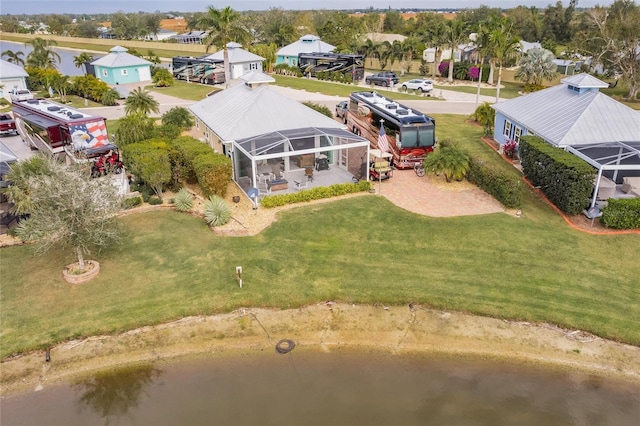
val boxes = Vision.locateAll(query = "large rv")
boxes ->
[12,98,113,159]
[346,91,436,169]
[298,52,365,81]
[172,56,225,85]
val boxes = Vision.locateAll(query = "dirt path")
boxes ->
[2,303,639,396]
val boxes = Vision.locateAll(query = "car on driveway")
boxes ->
[9,89,34,102]
[365,72,399,87]
[335,100,348,122]
[0,113,18,136]
[401,79,434,93]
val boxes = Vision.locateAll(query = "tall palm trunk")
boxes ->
[475,57,485,110]
[447,59,454,82]
[487,59,495,85]
[223,48,230,88]
[496,64,503,103]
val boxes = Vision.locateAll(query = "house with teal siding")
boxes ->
[276,35,335,66]
[91,46,152,85]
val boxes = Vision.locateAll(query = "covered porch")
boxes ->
[566,141,640,209]
[229,127,370,197]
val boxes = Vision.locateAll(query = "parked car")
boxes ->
[401,79,434,93]
[365,72,399,87]
[9,89,34,102]
[0,113,18,136]
[335,100,348,122]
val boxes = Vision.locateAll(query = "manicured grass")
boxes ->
[145,80,220,101]
[1,195,638,359]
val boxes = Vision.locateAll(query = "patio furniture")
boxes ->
[305,167,314,182]
[257,181,270,198]
[597,176,616,200]
[268,179,288,192]
[294,180,308,190]
[621,176,640,194]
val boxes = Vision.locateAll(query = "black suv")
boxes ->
[365,72,399,87]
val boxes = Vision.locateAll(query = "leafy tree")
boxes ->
[12,157,123,271]
[44,14,72,35]
[161,107,194,130]
[515,47,557,88]
[1,155,56,215]
[415,13,447,79]
[506,6,543,43]
[111,12,143,40]
[123,141,173,199]
[581,0,640,99]
[200,6,251,86]
[422,143,472,182]
[74,19,99,38]
[203,195,231,227]
[124,87,160,116]
[382,10,405,33]
[1,49,25,66]
[114,113,156,146]
[474,102,496,136]
[142,13,162,39]
[542,0,577,43]
[73,52,94,75]
[152,68,174,88]
[49,73,70,103]
[249,43,277,73]
[315,11,363,52]
[357,39,381,69]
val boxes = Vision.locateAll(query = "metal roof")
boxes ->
[91,46,152,68]
[493,76,640,147]
[277,34,335,57]
[188,83,345,141]
[235,127,368,158]
[204,43,264,64]
[0,59,28,79]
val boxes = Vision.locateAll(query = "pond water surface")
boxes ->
[2,350,639,425]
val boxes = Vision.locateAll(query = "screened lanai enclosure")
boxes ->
[231,127,370,195]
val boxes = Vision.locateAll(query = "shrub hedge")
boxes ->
[601,198,640,229]
[520,136,596,215]
[259,181,371,208]
[467,158,522,208]
[167,136,232,197]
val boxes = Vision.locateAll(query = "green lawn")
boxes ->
[145,80,221,101]
[1,197,638,359]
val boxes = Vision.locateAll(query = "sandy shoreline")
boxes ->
[2,303,639,396]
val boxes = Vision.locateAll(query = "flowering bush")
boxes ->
[438,62,449,76]
[503,140,519,160]
[467,66,480,81]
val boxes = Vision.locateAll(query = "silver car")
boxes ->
[335,100,348,122]
[401,79,434,93]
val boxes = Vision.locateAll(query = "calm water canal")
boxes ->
[2,350,639,425]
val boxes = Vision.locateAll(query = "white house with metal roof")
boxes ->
[91,46,152,85]
[188,71,369,195]
[276,34,335,66]
[0,59,29,103]
[493,73,640,206]
[203,42,264,80]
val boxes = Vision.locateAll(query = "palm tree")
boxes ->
[490,23,521,102]
[358,39,380,68]
[474,23,492,109]
[444,19,469,83]
[1,155,55,216]
[1,49,25,66]
[124,87,159,116]
[422,144,471,182]
[199,6,250,87]
[73,52,94,75]
[422,21,447,80]
[25,37,61,70]
[514,47,557,88]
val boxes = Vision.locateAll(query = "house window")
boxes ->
[503,120,512,138]
[102,69,108,77]
[121,69,128,76]
[527,129,535,137]
[514,127,522,143]
[250,62,258,70]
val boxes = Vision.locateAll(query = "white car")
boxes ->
[401,79,434,93]
[9,89,34,101]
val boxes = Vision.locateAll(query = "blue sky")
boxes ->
[1,0,614,15]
